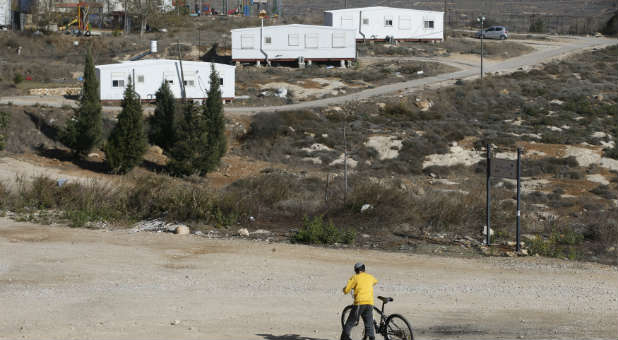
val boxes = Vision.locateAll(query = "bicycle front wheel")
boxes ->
[385,314,414,340]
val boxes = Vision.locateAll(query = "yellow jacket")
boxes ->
[343,272,378,305]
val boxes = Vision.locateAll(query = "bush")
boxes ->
[292,216,355,245]
[0,111,9,150]
[13,73,24,85]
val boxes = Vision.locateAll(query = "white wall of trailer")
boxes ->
[95,59,235,101]
[231,24,356,62]
[324,7,444,41]
[0,0,10,27]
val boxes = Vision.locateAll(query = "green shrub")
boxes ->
[292,216,355,245]
[13,73,24,84]
[0,111,9,150]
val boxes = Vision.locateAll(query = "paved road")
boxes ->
[1,36,616,116]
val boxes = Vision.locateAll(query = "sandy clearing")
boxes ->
[0,218,616,340]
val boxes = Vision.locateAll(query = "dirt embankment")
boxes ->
[0,218,616,340]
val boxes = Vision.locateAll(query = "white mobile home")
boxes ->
[95,59,235,102]
[324,7,444,42]
[231,24,356,64]
[0,0,10,28]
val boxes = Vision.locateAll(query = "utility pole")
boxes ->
[343,118,348,206]
[477,16,485,80]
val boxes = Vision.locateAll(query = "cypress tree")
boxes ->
[148,81,176,151]
[61,48,103,156]
[104,79,148,174]
[168,101,209,176]
[202,64,227,172]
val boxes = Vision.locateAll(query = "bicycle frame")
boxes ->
[374,299,388,335]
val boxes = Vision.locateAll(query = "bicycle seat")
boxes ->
[378,296,394,303]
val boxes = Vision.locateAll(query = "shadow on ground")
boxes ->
[256,333,330,340]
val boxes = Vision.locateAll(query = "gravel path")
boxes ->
[0,218,616,340]
[1,36,615,116]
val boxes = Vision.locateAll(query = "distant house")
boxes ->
[324,6,444,42]
[95,59,235,102]
[0,0,10,29]
[231,24,356,65]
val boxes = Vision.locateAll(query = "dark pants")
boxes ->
[341,304,375,340]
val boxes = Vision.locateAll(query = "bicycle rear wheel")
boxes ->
[385,314,414,340]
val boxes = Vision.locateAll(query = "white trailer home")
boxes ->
[324,7,444,42]
[95,59,235,102]
[231,24,356,65]
[0,0,10,29]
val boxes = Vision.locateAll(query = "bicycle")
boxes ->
[341,296,414,340]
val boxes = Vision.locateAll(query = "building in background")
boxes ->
[231,24,356,65]
[324,6,444,42]
[96,59,235,101]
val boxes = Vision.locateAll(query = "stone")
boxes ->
[237,228,249,237]
[377,102,386,109]
[360,204,373,213]
[361,233,370,239]
[499,89,509,95]
[505,251,517,257]
[414,98,433,112]
[171,320,181,326]
[520,249,529,256]
[150,145,163,155]
[482,226,495,236]
[88,153,99,158]
[550,99,564,106]
[174,225,190,235]
[252,229,271,235]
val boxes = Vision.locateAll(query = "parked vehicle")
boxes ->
[475,26,508,40]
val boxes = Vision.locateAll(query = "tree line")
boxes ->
[61,49,226,176]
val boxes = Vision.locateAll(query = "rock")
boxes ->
[150,145,163,155]
[550,99,564,106]
[520,249,529,256]
[414,98,433,112]
[499,89,509,95]
[360,204,373,213]
[276,87,288,98]
[252,229,271,235]
[288,126,296,133]
[506,241,516,246]
[171,320,181,326]
[594,32,604,37]
[607,247,616,253]
[522,234,537,241]
[594,93,604,101]
[377,102,386,109]
[482,226,495,236]
[28,87,81,96]
[505,251,517,257]
[174,225,190,235]
[86,152,99,159]
[237,228,249,237]
[361,233,370,239]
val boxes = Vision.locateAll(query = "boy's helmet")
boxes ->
[354,262,365,272]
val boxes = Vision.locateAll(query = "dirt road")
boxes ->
[0,218,616,340]
[1,36,616,116]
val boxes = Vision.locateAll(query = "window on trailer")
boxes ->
[137,75,144,83]
[341,15,353,28]
[241,33,255,49]
[362,18,369,25]
[111,72,126,87]
[306,33,319,48]
[384,16,393,27]
[332,32,346,48]
[424,20,434,29]
[288,33,299,46]
[265,36,272,44]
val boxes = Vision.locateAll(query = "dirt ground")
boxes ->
[0,218,616,340]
